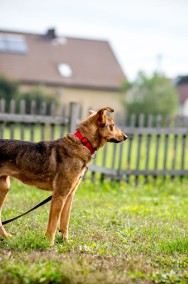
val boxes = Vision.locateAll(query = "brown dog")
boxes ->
[0,107,127,244]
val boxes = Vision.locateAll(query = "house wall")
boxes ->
[177,84,188,116]
[181,98,188,116]
[20,84,124,119]
[20,84,55,97]
[59,87,124,118]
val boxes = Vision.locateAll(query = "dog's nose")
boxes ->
[124,134,128,140]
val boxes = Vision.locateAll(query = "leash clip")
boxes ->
[92,153,96,159]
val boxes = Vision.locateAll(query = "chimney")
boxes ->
[46,28,56,39]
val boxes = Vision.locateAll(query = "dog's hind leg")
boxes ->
[0,176,12,238]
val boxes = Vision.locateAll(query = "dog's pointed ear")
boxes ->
[97,107,114,125]
[88,110,96,116]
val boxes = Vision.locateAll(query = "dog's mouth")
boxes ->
[108,138,123,143]
[108,135,127,143]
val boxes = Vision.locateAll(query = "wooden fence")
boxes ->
[88,114,188,183]
[0,100,188,182]
[0,99,80,141]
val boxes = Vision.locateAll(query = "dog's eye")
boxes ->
[101,123,106,128]
[110,125,114,131]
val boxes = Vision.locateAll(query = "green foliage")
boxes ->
[17,87,58,114]
[0,77,59,114]
[122,71,179,125]
[0,77,19,111]
[1,179,188,283]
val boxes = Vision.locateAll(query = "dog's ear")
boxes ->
[97,107,114,125]
[88,110,96,116]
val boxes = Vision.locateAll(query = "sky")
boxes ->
[0,0,188,81]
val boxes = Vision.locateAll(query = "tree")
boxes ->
[122,71,178,125]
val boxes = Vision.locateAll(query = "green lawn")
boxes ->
[1,124,66,141]
[1,178,188,283]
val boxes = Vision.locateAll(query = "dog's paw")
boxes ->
[5,232,13,238]
[0,226,13,238]
[59,228,68,242]
[45,232,55,246]
[62,236,68,242]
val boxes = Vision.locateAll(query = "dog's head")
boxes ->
[87,107,127,149]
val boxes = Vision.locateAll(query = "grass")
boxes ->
[2,124,65,141]
[1,178,188,283]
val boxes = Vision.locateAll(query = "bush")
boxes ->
[17,87,58,115]
[0,76,59,114]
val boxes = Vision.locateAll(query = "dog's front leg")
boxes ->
[45,194,67,245]
[60,173,85,241]
[46,166,86,244]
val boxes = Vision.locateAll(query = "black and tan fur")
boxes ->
[0,107,127,244]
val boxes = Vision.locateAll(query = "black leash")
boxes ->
[2,195,52,225]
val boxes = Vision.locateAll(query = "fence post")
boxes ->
[69,102,80,133]
[0,99,6,138]
[0,99,5,113]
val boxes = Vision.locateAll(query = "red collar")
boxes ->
[74,130,95,155]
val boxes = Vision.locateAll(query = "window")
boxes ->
[0,34,28,54]
[58,63,72,77]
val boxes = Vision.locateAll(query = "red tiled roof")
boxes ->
[0,29,126,90]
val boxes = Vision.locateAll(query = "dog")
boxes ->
[0,107,127,244]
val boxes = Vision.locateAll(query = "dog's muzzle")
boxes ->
[108,134,127,143]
